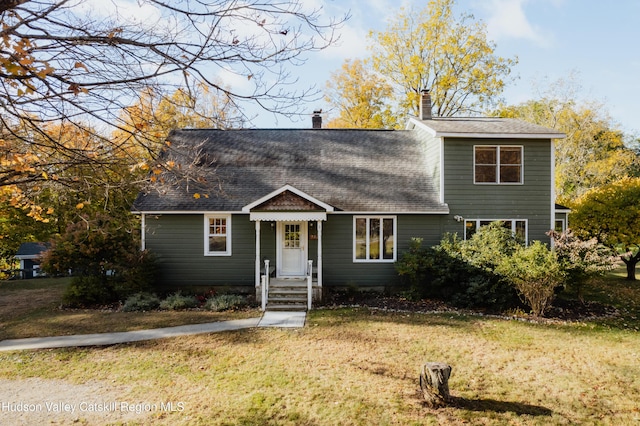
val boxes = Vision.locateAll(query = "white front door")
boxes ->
[277,222,307,276]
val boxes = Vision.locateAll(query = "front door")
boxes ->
[277,222,307,276]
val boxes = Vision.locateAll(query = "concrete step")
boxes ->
[266,303,307,312]
[268,297,307,304]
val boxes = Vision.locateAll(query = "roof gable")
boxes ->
[243,185,334,212]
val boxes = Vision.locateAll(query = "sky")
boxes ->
[249,0,640,135]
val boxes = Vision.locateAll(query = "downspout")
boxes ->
[140,214,146,251]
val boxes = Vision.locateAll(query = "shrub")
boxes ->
[497,241,566,317]
[42,213,158,306]
[113,250,158,298]
[205,294,248,312]
[62,275,116,307]
[396,229,520,311]
[122,292,161,312]
[159,292,199,310]
[549,229,617,300]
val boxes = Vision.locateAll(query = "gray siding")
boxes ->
[441,138,553,243]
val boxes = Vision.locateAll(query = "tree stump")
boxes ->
[420,362,452,407]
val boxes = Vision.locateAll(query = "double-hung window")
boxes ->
[354,216,396,262]
[474,146,523,184]
[204,214,231,256]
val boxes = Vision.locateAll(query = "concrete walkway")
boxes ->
[0,311,306,352]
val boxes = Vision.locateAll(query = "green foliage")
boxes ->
[62,276,115,307]
[396,227,520,310]
[497,241,565,317]
[159,292,199,310]
[205,294,248,312]
[113,249,158,298]
[122,292,161,312]
[459,222,522,271]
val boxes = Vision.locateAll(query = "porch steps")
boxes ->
[266,279,308,311]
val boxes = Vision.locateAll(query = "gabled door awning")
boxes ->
[243,184,333,221]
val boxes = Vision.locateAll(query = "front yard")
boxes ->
[0,271,638,425]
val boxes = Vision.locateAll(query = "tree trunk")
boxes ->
[622,251,640,281]
[420,362,452,407]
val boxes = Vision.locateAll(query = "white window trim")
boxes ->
[204,214,232,256]
[473,145,524,185]
[353,216,397,263]
[464,218,528,243]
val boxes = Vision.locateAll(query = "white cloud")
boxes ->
[76,0,162,27]
[481,0,552,47]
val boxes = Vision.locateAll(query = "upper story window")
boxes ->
[474,146,523,184]
[204,214,231,256]
[354,216,396,262]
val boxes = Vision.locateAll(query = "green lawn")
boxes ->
[0,273,638,425]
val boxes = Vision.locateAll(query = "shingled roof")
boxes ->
[410,117,566,139]
[132,128,448,213]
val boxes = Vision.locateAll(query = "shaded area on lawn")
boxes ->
[450,396,553,416]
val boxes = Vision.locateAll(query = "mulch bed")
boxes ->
[318,291,619,323]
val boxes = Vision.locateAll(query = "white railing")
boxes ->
[307,260,313,310]
[261,259,270,311]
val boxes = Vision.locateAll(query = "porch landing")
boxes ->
[258,311,306,328]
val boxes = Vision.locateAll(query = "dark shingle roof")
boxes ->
[133,129,448,213]
[15,242,49,258]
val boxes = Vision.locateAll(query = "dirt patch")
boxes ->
[0,378,146,425]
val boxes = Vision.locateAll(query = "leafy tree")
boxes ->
[0,0,346,200]
[368,0,516,118]
[569,177,640,281]
[324,59,397,129]
[494,76,639,201]
[41,212,157,306]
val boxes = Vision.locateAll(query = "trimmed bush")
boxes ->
[159,292,199,310]
[497,241,566,317]
[122,292,161,312]
[205,294,248,312]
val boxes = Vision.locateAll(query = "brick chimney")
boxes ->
[420,89,432,120]
[312,109,322,129]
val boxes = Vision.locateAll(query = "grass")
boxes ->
[0,273,639,425]
[0,277,259,340]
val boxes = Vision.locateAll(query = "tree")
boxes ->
[368,0,516,118]
[324,59,397,129]
[569,177,640,280]
[0,0,346,199]
[494,76,639,201]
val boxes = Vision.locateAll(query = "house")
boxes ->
[132,91,565,309]
[14,242,49,279]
